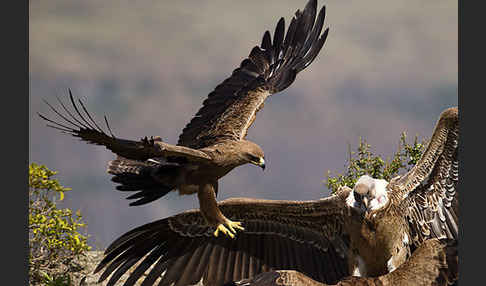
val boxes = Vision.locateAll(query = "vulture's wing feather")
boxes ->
[389,107,459,246]
[230,238,457,286]
[94,191,352,286]
[38,90,211,163]
[178,0,329,149]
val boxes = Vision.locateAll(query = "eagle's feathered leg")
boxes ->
[198,182,244,238]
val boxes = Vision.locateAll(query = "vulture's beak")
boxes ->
[362,197,369,212]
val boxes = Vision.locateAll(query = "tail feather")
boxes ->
[126,188,170,206]
[107,157,158,175]
[107,157,178,206]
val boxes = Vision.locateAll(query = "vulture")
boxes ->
[228,238,458,286]
[89,106,459,286]
[38,0,329,238]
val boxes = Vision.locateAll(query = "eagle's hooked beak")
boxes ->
[259,157,266,171]
[251,157,266,171]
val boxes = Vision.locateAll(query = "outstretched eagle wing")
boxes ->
[38,90,212,163]
[388,107,459,246]
[94,190,353,286]
[232,238,458,286]
[178,0,329,149]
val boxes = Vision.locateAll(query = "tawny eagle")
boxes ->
[89,107,458,286]
[39,0,329,238]
[229,238,458,286]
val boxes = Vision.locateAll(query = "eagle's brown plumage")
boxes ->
[87,107,458,286]
[39,0,330,237]
[177,0,328,149]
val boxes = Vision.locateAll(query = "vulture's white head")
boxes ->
[346,175,389,214]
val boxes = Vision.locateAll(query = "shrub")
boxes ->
[29,163,91,285]
[325,132,426,194]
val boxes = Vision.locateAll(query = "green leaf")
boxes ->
[325,132,426,194]
[29,162,91,285]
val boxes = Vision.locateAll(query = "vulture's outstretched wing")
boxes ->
[178,0,329,149]
[38,90,211,163]
[94,191,353,286]
[230,238,458,286]
[389,107,459,246]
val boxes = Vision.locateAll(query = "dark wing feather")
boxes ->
[389,107,459,246]
[39,90,211,163]
[230,238,457,286]
[94,191,352,286]
[178,0,329,148]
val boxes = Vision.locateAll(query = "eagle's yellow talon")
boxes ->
[213,224,235,238]
[227,220,245,233]
[213,220,244,238]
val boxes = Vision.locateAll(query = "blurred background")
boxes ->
[29,0,457,248]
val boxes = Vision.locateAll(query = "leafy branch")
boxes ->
[325,132,427,194]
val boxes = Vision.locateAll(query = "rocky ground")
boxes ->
[71,251,107,286]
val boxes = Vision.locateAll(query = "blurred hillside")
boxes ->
[30,0,457,248]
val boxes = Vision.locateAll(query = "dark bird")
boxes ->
[229,238,458,286]
[39,0,329,238]
[90,106,458,286]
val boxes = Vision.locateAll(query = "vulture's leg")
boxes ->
[197,182,244,238]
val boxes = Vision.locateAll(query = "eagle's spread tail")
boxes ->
[108,157,179,206]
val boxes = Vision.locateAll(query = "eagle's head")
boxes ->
[239,140,265,171]
[346,175,389,214]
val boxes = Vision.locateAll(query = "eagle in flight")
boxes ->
[89,107,458,286]
[39,0,329,238]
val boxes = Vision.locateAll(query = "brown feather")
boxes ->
[229,239,457,286]
[177,0,329,148]
[390,107,459,247]
[40,92,212,162]
[93,193,351,286]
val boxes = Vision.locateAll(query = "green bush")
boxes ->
[326,132,426,194]
[29,163,91,285]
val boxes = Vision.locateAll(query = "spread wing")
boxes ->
[178,0,329,149]
[233,238,457,286]
[38,90,211,163]
[388,107,459,246]
[94,191,353,286]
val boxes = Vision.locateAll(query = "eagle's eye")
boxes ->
[247,154,259,162]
